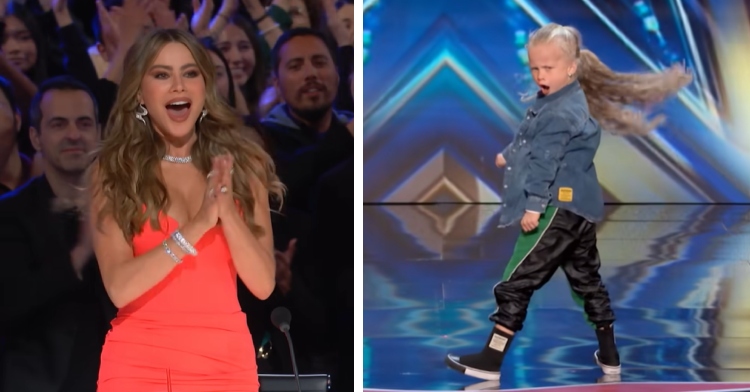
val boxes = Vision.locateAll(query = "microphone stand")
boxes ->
[281,326,302,392]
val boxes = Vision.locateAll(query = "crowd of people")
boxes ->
[0,0,353,391]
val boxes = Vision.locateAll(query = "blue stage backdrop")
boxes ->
[363,0,750,204]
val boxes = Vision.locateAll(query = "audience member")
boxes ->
[309,65,354,392]
[0,76,31,195]
[0,76,114,392]
[335,0,354,42]
[216,14,266,115]
[252,27,353,392]
[262,27,353,213]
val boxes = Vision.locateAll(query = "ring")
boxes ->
[208,188,215,197]
[207,171,215,179]
[230,168,234,175]
[220,186,228,194]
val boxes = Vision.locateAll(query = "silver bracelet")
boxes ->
[162,240,182,264]
[171,230,198,256]
[261,23,280,36]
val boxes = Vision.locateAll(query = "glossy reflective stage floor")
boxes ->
[363,204,750,391]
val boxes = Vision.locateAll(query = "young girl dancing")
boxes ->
[445,22,692,381]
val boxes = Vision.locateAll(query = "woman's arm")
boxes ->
[54,2,101,91]
[243,0,286,49]
[221,175,276,300]
[90,166,214,308]
[0,55,37,113]
[206,0,238,39]
[101,0,150,85]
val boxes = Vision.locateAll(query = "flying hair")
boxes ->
[527,23,693,135]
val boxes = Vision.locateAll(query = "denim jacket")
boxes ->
[498,80,604,228]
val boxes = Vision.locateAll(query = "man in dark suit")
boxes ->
[0,76,114,392]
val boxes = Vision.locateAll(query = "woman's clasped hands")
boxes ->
[196,154,237,228]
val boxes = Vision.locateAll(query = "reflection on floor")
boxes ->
[363,204,750,391]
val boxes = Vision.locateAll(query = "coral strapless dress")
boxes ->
[97,213,258,391]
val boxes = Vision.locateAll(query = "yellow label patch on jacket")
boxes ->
[558,187,573,202]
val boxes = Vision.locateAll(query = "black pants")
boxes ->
[490,207,615,331]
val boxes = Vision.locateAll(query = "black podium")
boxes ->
[258,374,330,392]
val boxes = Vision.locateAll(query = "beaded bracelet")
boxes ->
[162,240,182,264]
[171,230,198,256]
[253,13,269,25]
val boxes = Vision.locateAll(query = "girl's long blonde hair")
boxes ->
[528,23,692,135]
[92,28,283,243]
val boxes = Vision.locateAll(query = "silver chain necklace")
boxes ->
[162,155,192,164]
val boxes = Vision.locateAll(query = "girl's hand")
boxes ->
[520,211,540,233]
[495,153,506,167]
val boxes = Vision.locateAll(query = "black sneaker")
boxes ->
[446,328,513,381]
[594,324,621,375]
[445,353,501,381]
[594,350,621,375]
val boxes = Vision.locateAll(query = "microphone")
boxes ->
[271,307,301,392]
[271,306,291,333]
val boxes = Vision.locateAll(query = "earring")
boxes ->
[135,104,148,124]
[199,108,208,123]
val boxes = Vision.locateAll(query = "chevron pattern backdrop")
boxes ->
[363,0,750,204]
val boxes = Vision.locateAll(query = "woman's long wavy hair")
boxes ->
[226,15,267,113]
[527,23,693,135]
[199,37,237,109]
[92,28,283,243]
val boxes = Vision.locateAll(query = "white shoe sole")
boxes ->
[594,350,621,375]
[463,380,501,390]
[445,354,501,381]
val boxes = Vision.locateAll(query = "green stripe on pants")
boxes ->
[501,206,558,281]
[501,206,595,328]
